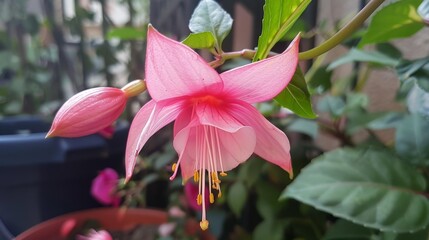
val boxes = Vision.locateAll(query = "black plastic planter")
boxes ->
[0,116,128,236]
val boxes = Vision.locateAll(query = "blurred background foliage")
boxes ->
[2,0,429,239]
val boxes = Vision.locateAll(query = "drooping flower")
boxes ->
[47,79,146,138]
[91,168,120,206]
[125,26,299,230]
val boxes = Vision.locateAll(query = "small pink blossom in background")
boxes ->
[185,182,209,211]
[77,229,112,240]
[169,206,186,218]
[91,168,120,206]
[47,87,127,138]
[158,222,177,237]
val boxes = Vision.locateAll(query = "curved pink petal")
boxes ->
[173,118,256,181]
[145,26,223,101]
[47,87,127,138]
[220,35,300,104]
[195,102,243,132]
[228,102,293,177]
[125,99,184,181]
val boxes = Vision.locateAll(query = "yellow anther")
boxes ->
[214,179,221,184]
[200,220,209,231]
[193,171,199,183]
[218,192,222,198]
[212,184,218,190]
[171,163,177,172]
[210,193,215,203]
[197,194,202,205]
[220,172,227,177]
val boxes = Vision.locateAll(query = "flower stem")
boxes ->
[298,0,386,60]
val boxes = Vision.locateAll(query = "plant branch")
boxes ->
[299,0,386,60]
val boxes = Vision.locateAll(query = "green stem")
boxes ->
[299,0,386,60]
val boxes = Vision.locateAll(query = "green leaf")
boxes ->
[227,181,247,217]
[189,0,232,51]
[306,65,332,94]
[317,95,345,117]
[281,148,429,232]
[407,84,429,117]
[253,219,287,240]
[288,118,318,139]
[367,112,404,130]
[275,67,317,119]
[396,57,429,92]
[378,227,429,240]
[395,113,429,165]
[327,49,399,70]
[375,43,403,60]
[107,27,146,40]
[255,180,284,220]
[324,219,372,240]
[358,0,424,47]
[182,32,216,49]
[253,0,311,61]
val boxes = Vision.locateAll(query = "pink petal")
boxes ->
[91,168,119,205]
[173,116,256,181]
[220,35,300,104]
[125,99,184,181]
[145,26,223,101]
[47,87,127,138]
[195,103,244,132]
[228,102,293,177]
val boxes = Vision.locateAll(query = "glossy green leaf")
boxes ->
[358,0,424,47]
[395,113,429,165]
[189,0,232,51]
[327,49,399,70]
[107,27,146,40]
[253,0,311,61]
[275,67,317,119]
[182,32,216,49]
[282,148,429,232]
[227,181,247,217]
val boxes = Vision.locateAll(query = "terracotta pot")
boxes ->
[15,208,167,240]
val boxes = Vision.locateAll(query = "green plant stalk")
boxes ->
[209,0,386,67]
[299,0,386,60]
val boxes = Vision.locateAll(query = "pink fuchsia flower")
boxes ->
[91,168,120,206]
[77,229,112,240]
[46,87,127,138]
[125,26,299,230]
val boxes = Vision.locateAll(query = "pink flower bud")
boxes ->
[47,87,127,138]
[91,168,120,206]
